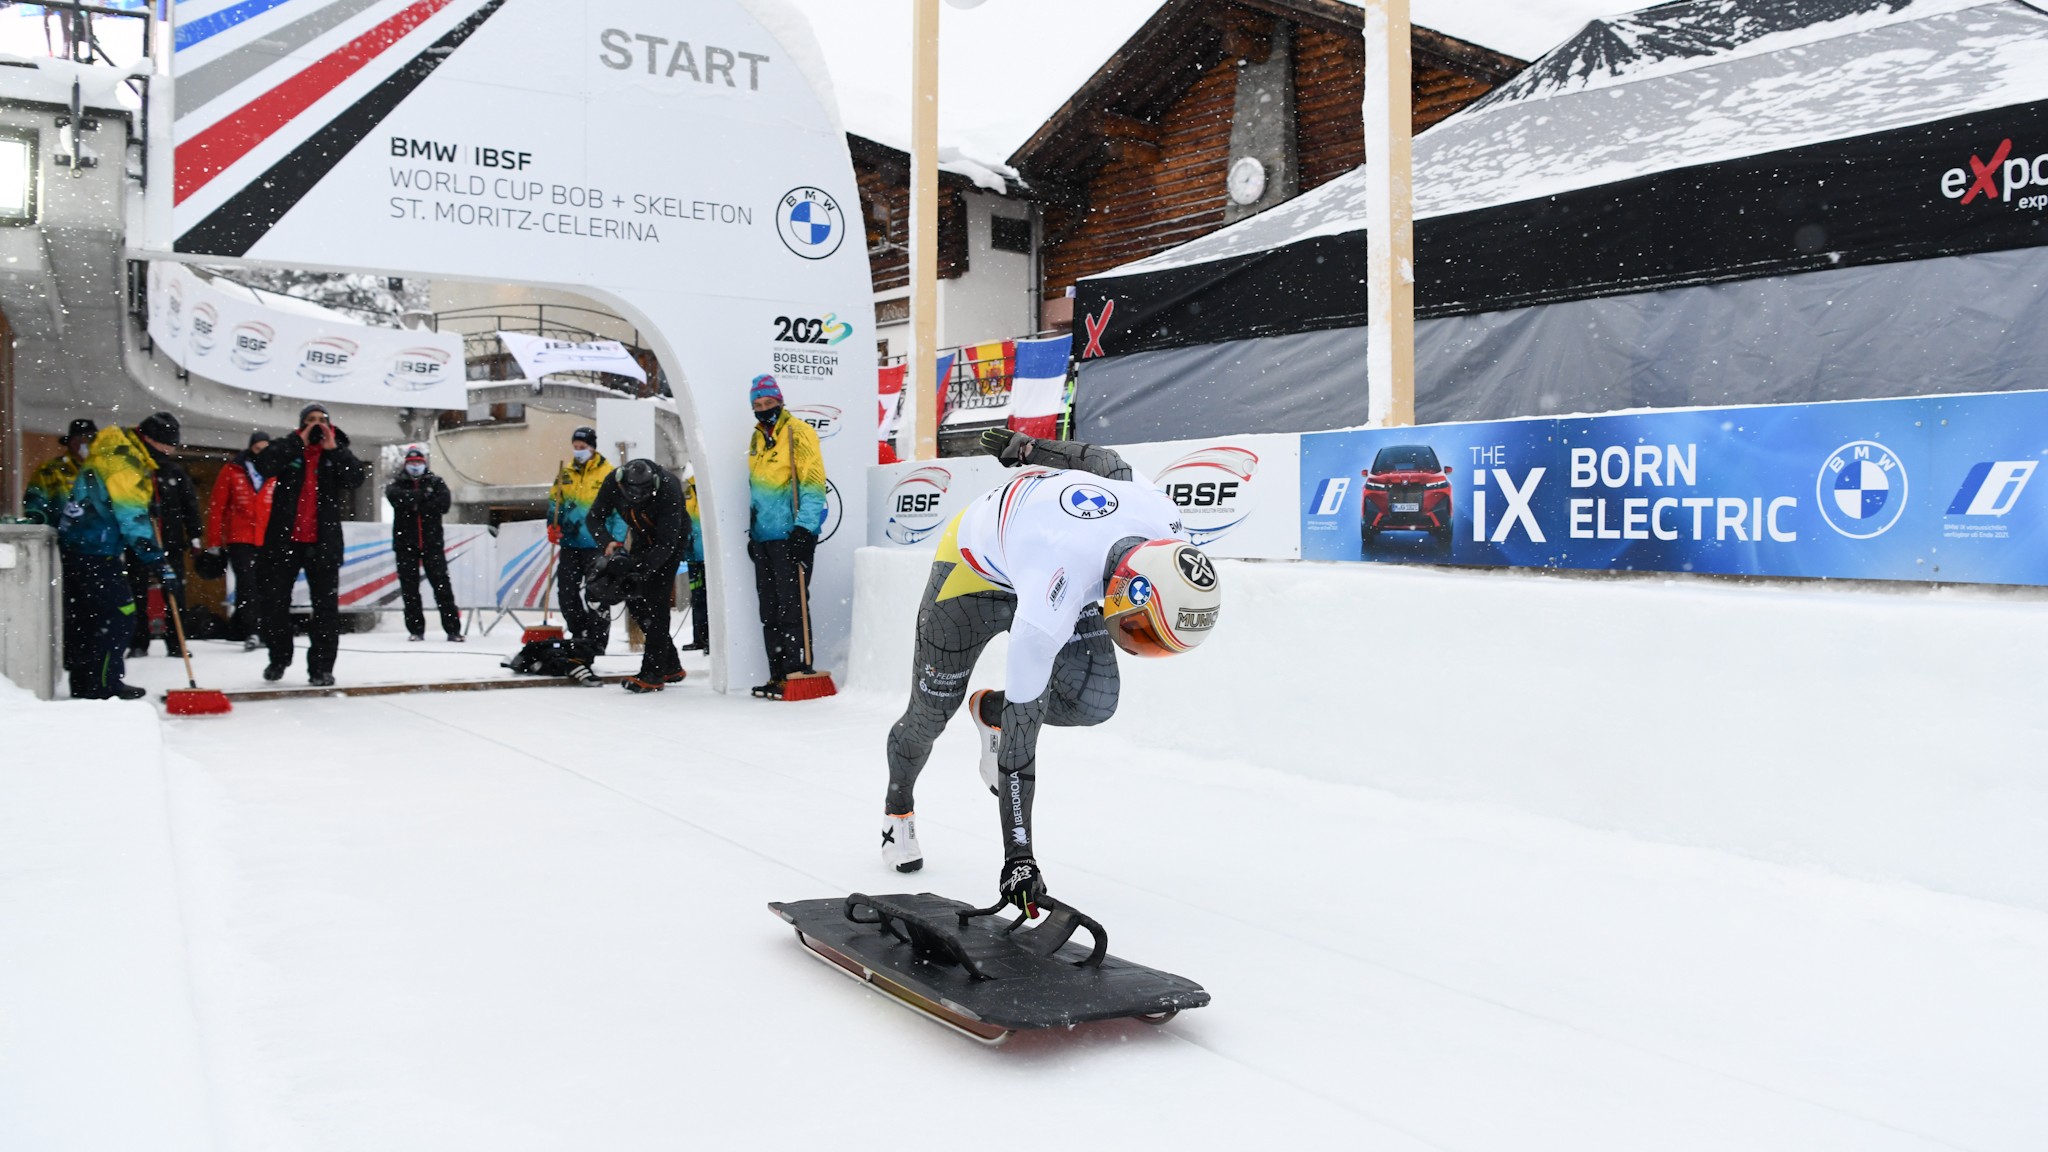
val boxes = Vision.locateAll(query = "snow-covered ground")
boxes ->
[5,563,2045,1150]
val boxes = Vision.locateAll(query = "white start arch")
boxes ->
[139,0,873,691]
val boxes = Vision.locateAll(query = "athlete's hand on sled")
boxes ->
[999,856,1047,919]
[979,429,1034,467]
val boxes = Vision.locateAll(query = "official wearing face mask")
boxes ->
[547,427,627,657]
[386,444,463,642]
[744,375,829,698]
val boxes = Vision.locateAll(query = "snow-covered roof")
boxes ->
[1100,0,2048,278]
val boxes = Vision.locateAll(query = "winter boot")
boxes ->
[970,689,1003,795]
[623,676,665,693]
[880,812,923,873]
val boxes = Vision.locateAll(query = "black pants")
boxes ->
[625,566,681,682]
[67,553,138,697]
[395,540,461,638]
[752,539,813,680]
[687,560,709,649]
[226,543,264,641]
[128,549,186,655]
[555,547,607,651]
[264,539,343,677]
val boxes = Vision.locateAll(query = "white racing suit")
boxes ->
[884,442,1186,863]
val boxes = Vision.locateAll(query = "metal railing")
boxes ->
[430,304,667,399]
[1,1,153,66]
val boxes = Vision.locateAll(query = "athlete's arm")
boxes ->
[980,430,1132,481]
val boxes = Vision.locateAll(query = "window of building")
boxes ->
[990,214,1032,255]
[0,131,38,225]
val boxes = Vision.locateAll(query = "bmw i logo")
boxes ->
[1061,484,1119,519]
[1817,440,1909,539]
[776,187,845,260]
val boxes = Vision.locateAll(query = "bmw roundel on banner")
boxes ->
[778,187,845,260]
[1818,441,1908,539]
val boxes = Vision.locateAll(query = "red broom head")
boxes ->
[165,688,233,716]
[521,626,566,644]
[779,672,837,702]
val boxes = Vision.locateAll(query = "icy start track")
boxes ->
[6,557,2048,1151]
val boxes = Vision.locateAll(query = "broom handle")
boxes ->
[151,518,200,690]
[796,560,813,669]
[543,459,565,624]
[788,420,813,668]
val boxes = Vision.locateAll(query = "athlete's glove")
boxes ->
[999,856,1046,919]
[979,429,1034,467]
[547,524,562,544]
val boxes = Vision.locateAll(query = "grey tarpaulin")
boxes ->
[1074,246,2048,439]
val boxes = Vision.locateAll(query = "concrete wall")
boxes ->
[0,524,61,698]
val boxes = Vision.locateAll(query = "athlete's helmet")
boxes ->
[1101,540,1221,658]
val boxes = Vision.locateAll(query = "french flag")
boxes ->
[1007,335,1072,440]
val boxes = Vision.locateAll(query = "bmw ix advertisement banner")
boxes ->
[1301,390,2048,585]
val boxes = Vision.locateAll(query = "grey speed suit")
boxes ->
[884,440,1139,861]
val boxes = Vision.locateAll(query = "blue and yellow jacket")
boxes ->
[59,426,163,561]
[548,452,627,551]
[748,410,827,542]
[684,474,705,563]
[22,452,81,527]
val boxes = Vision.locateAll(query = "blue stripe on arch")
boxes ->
[175,0,302,52]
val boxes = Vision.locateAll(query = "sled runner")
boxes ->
[769,892,1209,1044]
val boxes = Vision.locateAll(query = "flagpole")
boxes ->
[1363,0,1415,427]
[910,0,942,460]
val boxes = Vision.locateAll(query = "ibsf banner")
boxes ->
[146,262,467,409]
[284,523,494,609]
[865,433,1301,559]
[1301,390,2048,585]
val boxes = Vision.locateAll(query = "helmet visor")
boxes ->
[1108,604,1183,658]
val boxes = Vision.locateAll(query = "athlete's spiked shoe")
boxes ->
[880,812,923,873]
[970,689,1002,796]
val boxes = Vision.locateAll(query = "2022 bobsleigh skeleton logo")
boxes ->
[1817,441,1908,539]
[776,187,845,259]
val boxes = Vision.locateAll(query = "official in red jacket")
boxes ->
[205,431,276,648]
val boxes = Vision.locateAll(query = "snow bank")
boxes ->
[850,547,2048,911]
[0,684,212,1152]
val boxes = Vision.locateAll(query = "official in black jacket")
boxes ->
[386,444,463,642]
[254,403,369,686]
[589,459,691,693]
[129,412,204,658]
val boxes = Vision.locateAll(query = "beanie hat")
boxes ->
[248,429,270,448]
[138,411,182,447]
[404,444,428,462]
[63,417,97,445]
[749,374,783,405]
[571,426,597,447]
[299,402,329,424]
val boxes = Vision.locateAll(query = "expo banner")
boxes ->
[147,262,468,410]
[865,432,1302,559]
[1299,390,2048,585]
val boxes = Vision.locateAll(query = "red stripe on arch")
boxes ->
[175,0,460,205]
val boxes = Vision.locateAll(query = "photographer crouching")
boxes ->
[587,459,692,694]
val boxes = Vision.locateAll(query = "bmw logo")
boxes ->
[776,186,845,260]
[1061,484,1119,519]
[1126,575,1153,606]
[1816,440,1909,539]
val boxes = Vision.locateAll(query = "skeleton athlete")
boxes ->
[881,432,1223,914]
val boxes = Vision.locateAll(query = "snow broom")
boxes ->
[522,462,567,645]
[152,524,231,716]
[779,443,834,701]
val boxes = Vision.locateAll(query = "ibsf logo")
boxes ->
[1941,139,2048,212]
[776,186,845,260]
[885,465,950,545]
[229,321,275,371]
[791,404,843,439]
[817,479,845,543]
[189,302,219,357]
[1309,477,1352,516]
[385,347,451,392]
[1947,461,2037,517]
[164,276,185,339]
[1155,445,1258,545]
[296,336,361,385]
[1817,440,1909,539]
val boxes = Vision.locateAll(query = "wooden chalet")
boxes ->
[1009,0,1525,326]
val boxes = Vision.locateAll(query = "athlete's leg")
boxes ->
[984,605,1120,860]
[883,560,1012,815]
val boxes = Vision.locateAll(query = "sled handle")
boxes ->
[844,894,998,980]
[958,894,1108,969]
